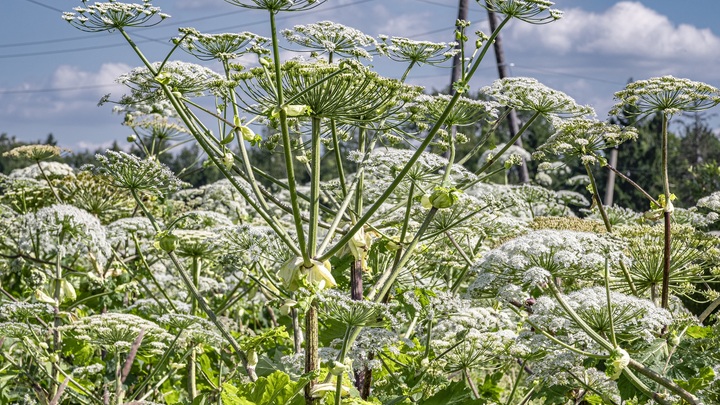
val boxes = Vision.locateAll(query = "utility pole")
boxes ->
[487,9,530,183]
[449,0,469,95]
[445,0,469,160]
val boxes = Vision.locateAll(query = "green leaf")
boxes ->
[240,326,290,353]
[421,381,483,405]
[616,373,648,404]
[676,366,715,392]
[222,382,254,405]
[236,371,309,405]
[686,325,713,339]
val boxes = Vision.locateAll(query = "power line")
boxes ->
[512,64,626,86]
[1,1,246,49]
[0,0,378,59]
[22,0,63,13]
[0,84,117,95]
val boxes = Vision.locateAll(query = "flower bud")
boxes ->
[426,186,461,209]
[156,231,178,253]
[61,279,77,302]
[127,134,137,143]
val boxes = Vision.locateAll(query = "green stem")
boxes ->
[622,367,672,405]
[546,282,613,352]
[354,127,367,220]
[464,369,480,400]
[130,189,253,379]
[333,327,352,405]
[188,256,201,400]
[505,361,525,405]
[320,16,512,263]
[129,235,179,312]
[268,11,308,265]
[368,208,438,303]
[661,113,671,309]
[604,258,618,348]
[37,161,62,204]
[457,108,511,166]
[400,61,416,82]
[441,128,456,186]
[330,120,348,199]
[115,351,123,405]
[308,117,322,259]
[585,163,612,233]
[51,238,63,401]
[584,166,638,296]
[604,164,660,207]
[473,111,540,178]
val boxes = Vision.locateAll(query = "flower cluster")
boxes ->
[237,59,409,124]
[529,287,672,344]
[534,118,638,166]
[175,27,269,61]
[466,229,628,300]
[60,312,173,355]
[116,61,224,105]
[479,0,563,24]
[94,150,186,195]
[282,21,376,60]
[9,161,76,180]
[12,204,112,269]
[610,75,720,117]
[63,0,170,32]
[482,77,594,118]
[3,144,68,161]
[410,94,500,127]
[224,0,327,12]
[376,36,459,65]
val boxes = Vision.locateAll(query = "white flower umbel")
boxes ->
[59,312,173,356]
[478,143,531,167]
[534,118,638,166]
[376,36,459,66]
[116,61,224,105]
[466,229,628,299]
[410,94,500,127]
[224,0,327,12]
[479,0,563,24]
[236,60,410,124]
[529,287,672,345]
[482,77,594,118]
[610,76,720,118]
[697,191,720,213]
[12,204,112,269]
[63,1,170,32]
[175,27,269,61]
[428,296,518,371]
[9,161,75,180]
[282,21,376,60]
[95,150,186,196]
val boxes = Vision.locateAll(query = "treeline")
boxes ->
[2,109,719,212]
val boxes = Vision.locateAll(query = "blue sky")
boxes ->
[2,0,720,150]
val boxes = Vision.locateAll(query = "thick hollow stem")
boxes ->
[304,302,319,405]
[308,117,322,259]
[660,113,671,309]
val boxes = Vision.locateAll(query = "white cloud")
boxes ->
[508,2,720,65]
[51,62,130,100]
[76,140,118,151]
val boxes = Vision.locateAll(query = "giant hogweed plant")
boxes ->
[0,0,718,404]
